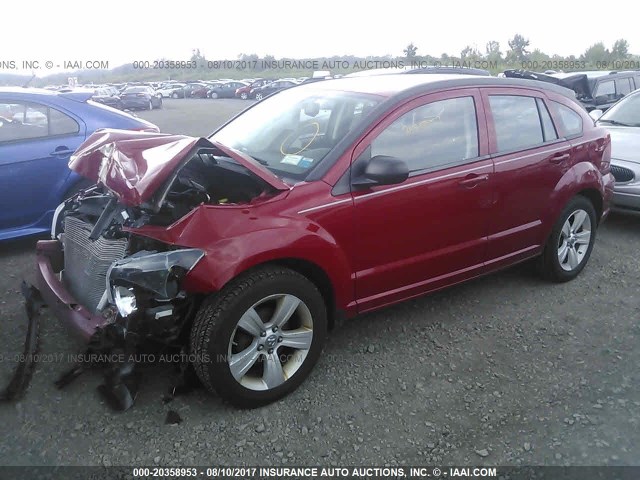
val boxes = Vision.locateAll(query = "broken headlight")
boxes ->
[113,286,137,317]
[106,248,205,308]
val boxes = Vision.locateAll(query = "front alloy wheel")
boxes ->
[228,294,313,391]
[191,266,327,407]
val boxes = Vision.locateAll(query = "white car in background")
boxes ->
[591,89,640,212]
[156,83,185,98]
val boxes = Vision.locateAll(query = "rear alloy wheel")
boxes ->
[148,100,153,110]
[538,196,597,282]
[190,266,327,408]
[209,92,218,99]
[172,92,179,99]
[255,92,264,101]
[240,92,248,100]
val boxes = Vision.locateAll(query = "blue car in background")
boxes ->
[0,88,159,241]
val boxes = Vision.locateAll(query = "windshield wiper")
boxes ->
[598,119,633,127]
[248,156,269,166]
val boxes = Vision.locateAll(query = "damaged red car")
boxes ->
[13,75,614,409]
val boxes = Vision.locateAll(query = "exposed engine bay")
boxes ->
[149,148,275,225]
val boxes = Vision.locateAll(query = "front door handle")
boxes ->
[550,153,570,164]
[458,173,489,188]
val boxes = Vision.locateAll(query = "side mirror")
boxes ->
[352,155,409,187]
[589,109,604,121]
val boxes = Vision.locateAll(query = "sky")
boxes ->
[3,0,638,74]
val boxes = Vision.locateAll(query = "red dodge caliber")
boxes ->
[29,74,614,409]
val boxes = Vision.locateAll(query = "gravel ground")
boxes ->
[0,99,639,467]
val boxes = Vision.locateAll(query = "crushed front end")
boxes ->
[10,129,288,409]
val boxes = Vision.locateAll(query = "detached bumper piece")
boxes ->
[54,324,141,412]
[0,282,43,401]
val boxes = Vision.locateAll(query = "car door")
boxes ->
[0,98,86,232]
[480,89,572,267]
[351,89,493,312]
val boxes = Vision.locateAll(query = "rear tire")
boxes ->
[190,266,327,408]
[538,195,597,282]
[240,92,248,100]
[255,92,264,101]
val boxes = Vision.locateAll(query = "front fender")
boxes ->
[184,228,353,309]
[129,206,354,312]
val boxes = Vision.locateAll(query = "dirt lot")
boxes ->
[1,99,639,467]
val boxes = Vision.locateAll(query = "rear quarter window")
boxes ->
[549,101,583,138]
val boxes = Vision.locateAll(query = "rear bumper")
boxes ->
[35,240,109,342]
[121,98,149,109]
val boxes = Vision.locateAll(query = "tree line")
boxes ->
[403,35,636,68]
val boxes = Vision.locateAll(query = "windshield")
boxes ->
[210,87,382,181]
[598,92,640,127]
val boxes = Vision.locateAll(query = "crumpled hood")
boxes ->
[603,127,640,164]
[69,129,290,206]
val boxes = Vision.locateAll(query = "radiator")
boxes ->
[62,216,128,313]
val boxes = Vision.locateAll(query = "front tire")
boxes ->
[172,92,179,99]
[190,266,327,408]
[148,100,153,110]
[538,195,597,282]
[240,92,248,100]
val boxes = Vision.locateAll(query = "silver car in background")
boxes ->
[591,90,640,212]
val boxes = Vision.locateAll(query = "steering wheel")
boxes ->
[280,122,320,156]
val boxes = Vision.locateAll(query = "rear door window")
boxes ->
[0,101,79,142]
[615,78,633,97]
[488,95,545,152]
[536,98,558,142]
[595,80,615,100]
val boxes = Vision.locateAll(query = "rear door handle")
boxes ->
[458,173,489,188]
[49,147,74,157]
[550,153,570,164]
